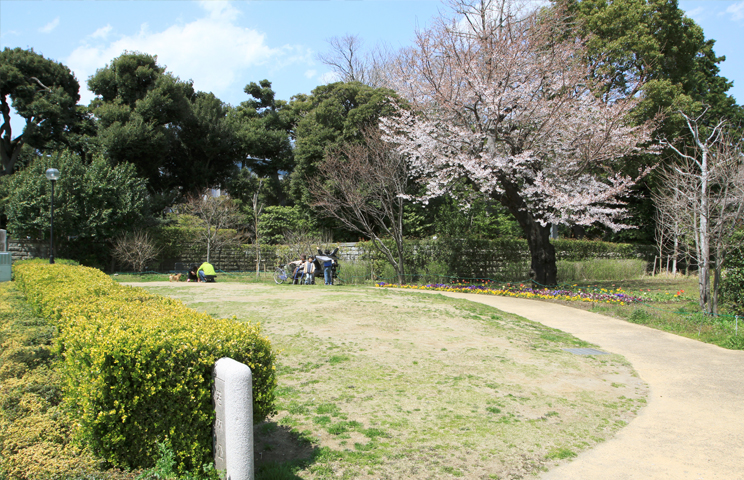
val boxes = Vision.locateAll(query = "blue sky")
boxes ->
[1,0,742,108]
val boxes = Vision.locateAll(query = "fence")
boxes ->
[3,233,656,277]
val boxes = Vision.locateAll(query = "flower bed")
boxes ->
[375,282,646,305]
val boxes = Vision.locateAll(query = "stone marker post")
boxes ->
[213,357,254,480]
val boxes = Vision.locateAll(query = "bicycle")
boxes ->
[273,265,290,284]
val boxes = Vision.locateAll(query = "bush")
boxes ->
[14,262,277,472]
[721,229,744,316]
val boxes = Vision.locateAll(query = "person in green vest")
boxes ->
[197,261,217,282]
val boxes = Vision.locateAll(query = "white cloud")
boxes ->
[726,1,744,21]
[304,69,317,79]
[39,17,59,34]
[319,71,339,84]
[685,6,706,22]
[90,25,113,40]
[199,0,241,21]
[67,2,312,105]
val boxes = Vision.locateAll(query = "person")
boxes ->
[197,261,217,282]
[291,255,307,285]
[187,264,199,282]
[323,257,334,285]
[304,255,316,284]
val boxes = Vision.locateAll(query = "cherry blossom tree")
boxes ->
[380,0,656,285]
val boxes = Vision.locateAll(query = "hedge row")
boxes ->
[359,237,655,280]
[13,261,277,471]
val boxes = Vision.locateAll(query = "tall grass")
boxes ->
[337,260,375,285]
[340,258,648,285]
[557,259,647,283]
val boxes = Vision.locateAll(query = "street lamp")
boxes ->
[45,168,60,264]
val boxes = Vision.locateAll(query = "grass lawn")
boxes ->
[136,282,648,480]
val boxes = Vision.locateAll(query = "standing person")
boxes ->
[323,257,334,285]
[304,256,316,284]
[197,261,217,282]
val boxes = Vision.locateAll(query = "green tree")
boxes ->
[163,91,240,193]
[556,0,744,243]
[89,52,240,193]
[288,81,400,208]
[0,48,80,176]
[721,229,744,316]
[4,150,148,267]
[258,205,319,245]
[557,0,741,125]
[228,80,294,204]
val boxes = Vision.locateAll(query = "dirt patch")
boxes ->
[129,282,648,479]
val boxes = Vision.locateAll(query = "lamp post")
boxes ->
[45,168,60,264]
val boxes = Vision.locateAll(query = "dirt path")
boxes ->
[426,292,744,480]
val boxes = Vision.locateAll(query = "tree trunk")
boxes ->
[497,179,557,286]
[524,220,558,286]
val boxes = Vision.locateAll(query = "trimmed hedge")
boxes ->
[13,262,277,471]
[358,237,654,281]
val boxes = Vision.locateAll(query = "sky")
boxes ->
[1,0,742,110]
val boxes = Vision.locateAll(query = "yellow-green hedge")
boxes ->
[14,262,277,471]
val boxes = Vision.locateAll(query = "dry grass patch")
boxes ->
[136,282,647,480]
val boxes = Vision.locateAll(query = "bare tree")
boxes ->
[317,34,393,88]
[656,110,744,313]
[181,191,243,263]
[250,178,265,278]
[653,174,688,275]
[381,0,656,285]
[112,230,161,273]
[309,128,410,284]
[281,229,335,264]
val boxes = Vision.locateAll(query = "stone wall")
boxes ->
[5,237,49,263]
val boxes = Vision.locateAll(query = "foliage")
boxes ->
[654,112,744,314]
[178,192,244,263]
[557,0,744,244]
[136,441,219,480]
[228,80,294,205]
[310,128,411,284]
[113,229,162,272]
[288,81,401,209]
[3,150,148,267]
[556,259,648,283]
[0,47,81,176]
[88,52,239,193]
[558,0,743,130]
[259,206,318,245]
[13,262,277,471]
[0,282,131,480]
[430,197,522,239]
[721,229,744,316]
[381,0,655,285]
[361,237,652,284]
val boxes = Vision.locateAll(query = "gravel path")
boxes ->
[431,292,744,480]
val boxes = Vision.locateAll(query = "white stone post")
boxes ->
[213,357,254,480]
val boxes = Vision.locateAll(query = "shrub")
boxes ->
[721,229,744,316]
[14,262,277,471]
